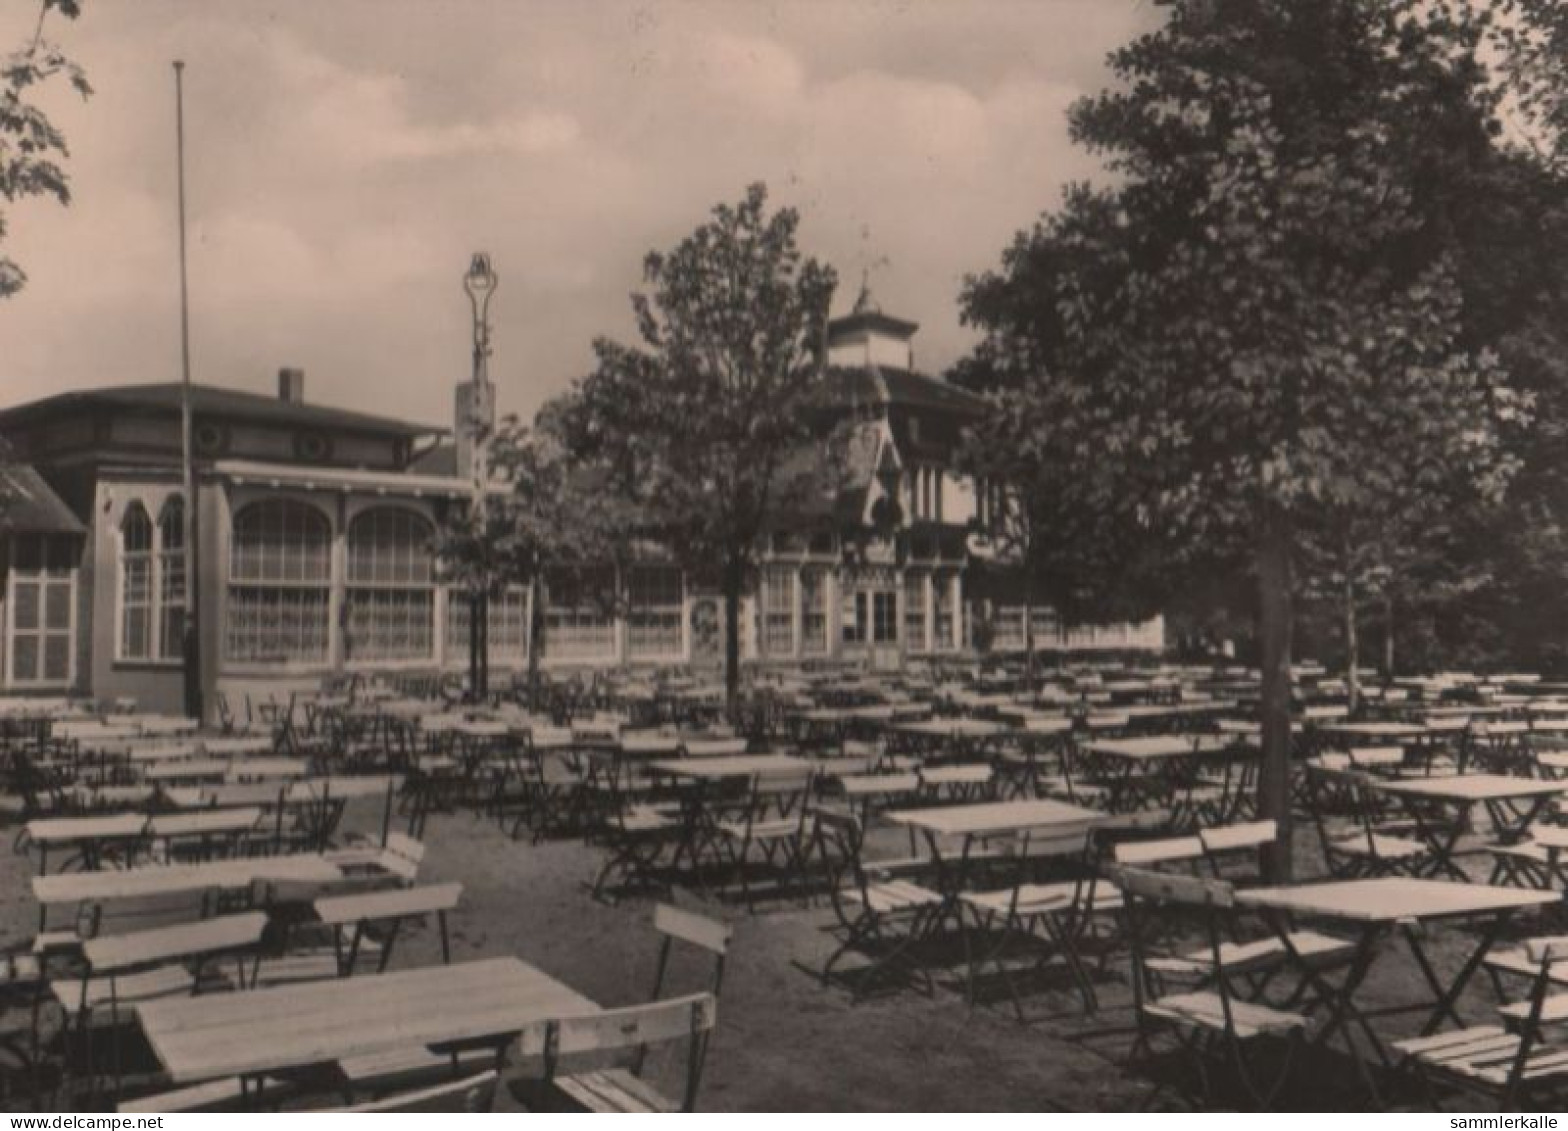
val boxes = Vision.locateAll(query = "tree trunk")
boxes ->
[1381,591,1395,682]
[1257,507,1295,882]
[1344,576,1359,715]
[723,557,742,723]
[478,589,490,704]
[1022,570,1037,686]
[526,574,545,714]
[468,590,483,704]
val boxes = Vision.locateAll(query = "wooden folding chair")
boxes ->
[714,767,816,911]
[53,913,267,1099]
[958,822,1109,1019]
[1117,866,1308,1110]
[1299,762,1432,878]
[513,993,718,1112]
[1398,935,1568,1109]
[810,806,942,1001]
[1489,823,1568,892]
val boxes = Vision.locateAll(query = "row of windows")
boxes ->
[213,500,684,666]
[115,497,962,668]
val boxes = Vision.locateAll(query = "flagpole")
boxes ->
[174,60,202,722]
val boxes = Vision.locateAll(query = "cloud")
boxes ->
[0,0,1157,426]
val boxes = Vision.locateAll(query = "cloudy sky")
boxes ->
[2,0,1155,428]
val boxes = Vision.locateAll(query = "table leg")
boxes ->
[1415,910,1511,1036]
[1265,912,1391,1103]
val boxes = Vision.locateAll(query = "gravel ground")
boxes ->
[0,796,1547,1112]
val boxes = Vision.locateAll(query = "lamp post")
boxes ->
[463,253,498,702]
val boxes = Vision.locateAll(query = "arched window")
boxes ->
[227,499,332,663]
[119,504,153,660]
[157,499,186,660]
[346,507,434,662]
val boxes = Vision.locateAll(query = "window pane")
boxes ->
[44,581,70,630]
[800,568,828,655]
[904,573,927,651]
[13,581,40,632]
[346,588,434,662]
[628,567,682,659]
[873,592,897,644]
[933,574,954,649]
[762,566,793,656]
[545,566,616,660]
[11,636,38,683]
[43,635,69,681]
[231,500,331,583]
[226,585,330,663]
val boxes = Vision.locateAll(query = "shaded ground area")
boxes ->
[0,799,1547,1111]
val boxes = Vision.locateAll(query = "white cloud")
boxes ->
[0,0,1156,425]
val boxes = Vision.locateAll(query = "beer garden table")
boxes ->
[888,798,1107,928]
[1369,774,1567,872]
[136,956,597,1088]
[1235,878,1558,1103]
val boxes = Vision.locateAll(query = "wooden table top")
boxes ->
[85,912,267,974]
[651,754,811,780]
[1236,877,1558,923]
[197,737,276,756]
[138,956,597,1084]
[144,759,230,782]
[34,853,342,906]
[283,775,400,801]
[1322,721,1430,738]
[1088,735,1240,760]
[888,798,1104,838]
[680,738,750,758]
[27,813,146,844]
[893,719,1010,739]
[1372,774,1568,803]
[148,808,263,839]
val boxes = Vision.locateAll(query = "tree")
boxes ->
[435,398,633,709]
[565,183,838,716]
[956,384,1169,682]
[2,0,89,298]
[965,0,1523,878]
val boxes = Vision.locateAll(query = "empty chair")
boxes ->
[1397,936,1568,1109]
[1117,867,1308,1110]
[959,822,1108,1019]
[513,993,718,1112]
[810,806,943,1001]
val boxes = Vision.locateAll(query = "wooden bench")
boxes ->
[315,881,462,972]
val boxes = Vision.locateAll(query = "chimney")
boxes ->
[278,367,305,404]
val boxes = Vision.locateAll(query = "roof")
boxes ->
[213,459,477,498]
[409,442,459,477]
[0,383,444,439]
[0,465,85,536]
[828,309,920,340]
[826,365,986,417]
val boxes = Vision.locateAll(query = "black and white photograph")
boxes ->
[1,0,1567,1114]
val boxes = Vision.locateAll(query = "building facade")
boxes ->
[0,295,1161,717]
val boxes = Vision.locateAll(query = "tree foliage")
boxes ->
[1,0,89,298]
[563,183,838,710]
[434,398,636,704]
[959,0,1528,877]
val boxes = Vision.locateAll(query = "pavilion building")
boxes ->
[0,295,1160,717]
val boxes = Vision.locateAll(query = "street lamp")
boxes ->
[462,253,498,702]
[464,252,498,415]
